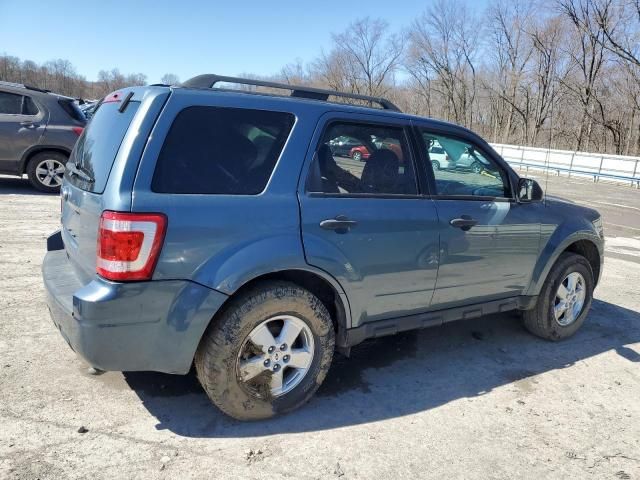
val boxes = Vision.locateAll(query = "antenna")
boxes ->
[543,78,555,206]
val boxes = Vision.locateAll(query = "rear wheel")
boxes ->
[352,150,363,161]
[471,162,483,174]
[26,151,67,193]
[195,281,335,420]
[523,253,594,340]
[431,160,441,171]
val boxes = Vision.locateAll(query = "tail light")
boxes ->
[102,92,123,104]
[72,127,84,136]
[97,211,167,281]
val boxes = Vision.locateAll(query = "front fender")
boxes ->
[525,226,603,296]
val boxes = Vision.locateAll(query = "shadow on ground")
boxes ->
[116,299,639,437]
[0,176,56,195]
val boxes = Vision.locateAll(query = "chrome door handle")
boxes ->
[450,215,478,231]
[320,215,358,233]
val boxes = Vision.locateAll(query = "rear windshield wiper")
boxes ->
[66,162,94,183]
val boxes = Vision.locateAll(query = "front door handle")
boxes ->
[20,121,37,128]
[450,215,478,231]
[320,215,358,233]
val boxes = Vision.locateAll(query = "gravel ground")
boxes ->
[0,174,639,480]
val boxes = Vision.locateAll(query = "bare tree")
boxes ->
[280,59,309,85]
[559,0,609,150]
[406,0,479,128]
[484,0,536,143]
[314,17,403,98]
[584,0,640,66]
[161,73,180,85]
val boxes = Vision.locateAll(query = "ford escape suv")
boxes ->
[42,74,604,420]
[0,81,86,192]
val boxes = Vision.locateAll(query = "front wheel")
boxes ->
[195,281,335,420]
[431,160,441,171]
[471,162,483,174]
[351,150,363,162]
[523,253,594,340]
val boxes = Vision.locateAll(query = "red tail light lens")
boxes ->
[72,127,84,136]
[102,92,123,104]
[97,211,167,281]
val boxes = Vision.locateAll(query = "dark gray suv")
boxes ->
[0,81,86,192]
[42,75,604,420]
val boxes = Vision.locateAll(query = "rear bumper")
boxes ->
[42,232,228,374]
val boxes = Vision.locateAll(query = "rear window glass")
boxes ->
[58,99,85,123]
[152,106,295,194]
[65,101,140,193]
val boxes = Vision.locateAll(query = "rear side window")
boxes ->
[306,122,418,196]
[0,91,24,114]
[66,101,140,193]
[152,106,295,194]
[23,97,39,115]
[0,92,40,115]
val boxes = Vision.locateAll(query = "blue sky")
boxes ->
[0,0,485,83]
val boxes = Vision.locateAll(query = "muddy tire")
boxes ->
[195,281,335,420]
[523,253,594,341]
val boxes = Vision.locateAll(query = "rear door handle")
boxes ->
[320,215,358,233]
[450,215,478,231]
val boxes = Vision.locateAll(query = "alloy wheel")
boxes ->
[236,315,314,398]
[553,272,586,326]
[35,159,65,188]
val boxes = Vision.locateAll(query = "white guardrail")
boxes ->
[491,143,640,188]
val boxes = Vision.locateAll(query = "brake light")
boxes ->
[96,211,167,281]
[102,92,123,104]
[72,127,84,136]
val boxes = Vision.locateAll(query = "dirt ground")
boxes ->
[0,173,639,480]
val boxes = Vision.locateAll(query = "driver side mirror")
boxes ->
[517,178,544,202]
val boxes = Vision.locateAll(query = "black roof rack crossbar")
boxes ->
[181,74,401,112]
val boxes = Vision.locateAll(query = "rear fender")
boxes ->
[191,234,352,327]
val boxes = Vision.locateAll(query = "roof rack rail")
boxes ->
[0,80,51,93]
[181,74,401,112]
[24,84,51,93]
[0,80,25,89]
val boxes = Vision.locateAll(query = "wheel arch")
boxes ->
[20,146,71,173]
[527,232,603,296]
[202,268,352,350]
[563,239,601,286]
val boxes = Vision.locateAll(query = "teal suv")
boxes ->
[42,75,604,420]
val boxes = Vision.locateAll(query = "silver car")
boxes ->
[0,81,86,192]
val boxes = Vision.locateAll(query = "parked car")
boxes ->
[428,144,451,170]
[43,74,604,421]
[0,81,86,192]
[328,135,363,157]
[348,144,370,161]
[344,138,404,163]
[450,146,488,173]
[79,101,98,120]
